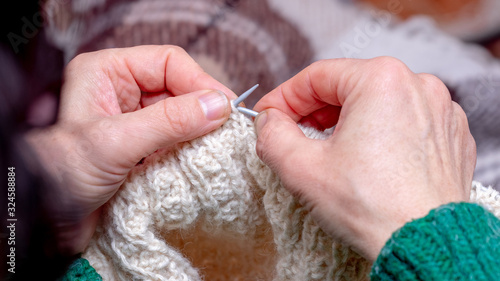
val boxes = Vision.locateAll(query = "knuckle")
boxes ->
[308,59,330,70]
[468,134,477,160]
[419,73,448,92]
[166,45,188,57]
[452,102,468,124]
[162,100,192,137]
[65,49,113,75]
[453,103,475,144]
[369,56,410,77]
[65,52,90,73]
[364,57,414,94]
[452,102,477,163]
[418,73,451,103]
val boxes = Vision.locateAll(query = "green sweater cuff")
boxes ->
[58,258,102,281]
[371,202,500,281]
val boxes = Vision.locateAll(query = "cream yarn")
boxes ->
[83,108,500,280]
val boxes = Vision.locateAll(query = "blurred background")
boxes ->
[2,0,500,128]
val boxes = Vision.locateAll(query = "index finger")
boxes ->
[253,58,371,123]
[62,45,237,118]
[109,45,236,96]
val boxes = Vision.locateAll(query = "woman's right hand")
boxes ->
[253,57,476,261]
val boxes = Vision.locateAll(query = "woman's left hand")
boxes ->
[27,45,236,255]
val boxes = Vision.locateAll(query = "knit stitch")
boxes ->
[83,108,500,280]
[59,258,103,281]
[371,202,500,280]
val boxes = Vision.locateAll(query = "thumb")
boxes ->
[102,89,231,167]
[254,108,315,175]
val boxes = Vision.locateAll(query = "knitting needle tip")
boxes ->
[232,84,259,107]
[237,107,259,117]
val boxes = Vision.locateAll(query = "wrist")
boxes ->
[355,204,440,262]
[24,127,87,253]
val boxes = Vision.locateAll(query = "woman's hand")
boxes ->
[27,45,236,255]
[253,57,476,261]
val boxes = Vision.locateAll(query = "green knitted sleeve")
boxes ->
[58,258,102,281]
[371,202,500,280]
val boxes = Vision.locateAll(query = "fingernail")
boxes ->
[254,111,268,136]
[198,90,229,120]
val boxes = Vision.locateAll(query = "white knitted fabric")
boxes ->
[83,108,500,280]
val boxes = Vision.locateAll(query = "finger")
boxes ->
[117,45,235,96]
[254,57,413,122]
[254,59,357,122]
[140,91,174,108]
[62,45,237,118]
[299,105,342,130]
[255,109,318,176]
[108,45,236,96]
[98,89,231,168]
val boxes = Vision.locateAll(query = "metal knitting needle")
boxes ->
[233,84,260,117]
[233,84,259,107]
[237,107,259,117]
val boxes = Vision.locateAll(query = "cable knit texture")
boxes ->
[82,108,500,280]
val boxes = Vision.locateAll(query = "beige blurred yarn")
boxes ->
[83,108,500,281]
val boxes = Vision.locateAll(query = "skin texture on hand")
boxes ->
[253,57,476,261]
[26,45,237,256]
